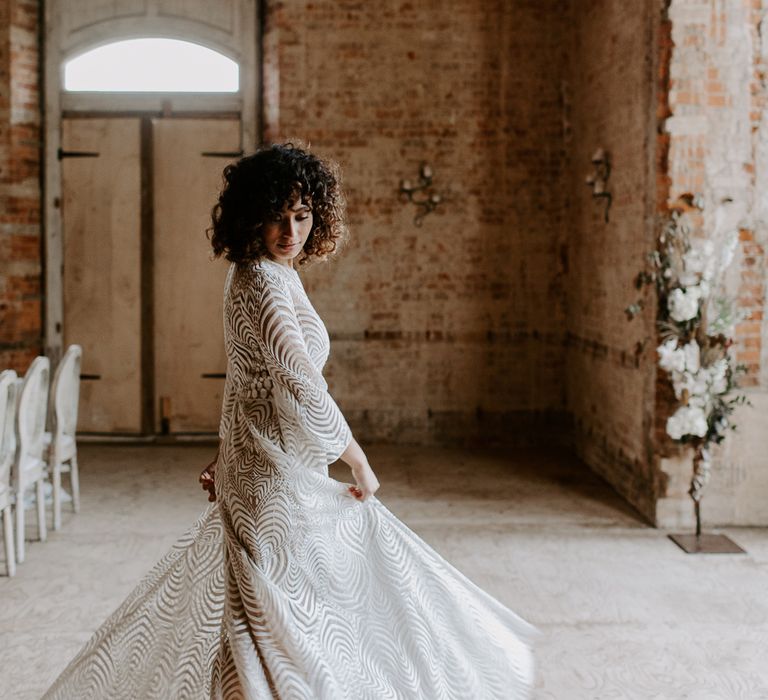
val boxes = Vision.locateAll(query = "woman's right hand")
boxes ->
[348,463,380,501]
[199,454,218,502]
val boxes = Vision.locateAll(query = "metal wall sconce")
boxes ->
[585,148,612,223]
[399,162,444,226]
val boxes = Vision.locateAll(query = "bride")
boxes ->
[43,142,538,699]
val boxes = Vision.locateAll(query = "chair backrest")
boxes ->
[0,370,19,494]
[51,344,82,439]
[17,356,51,469]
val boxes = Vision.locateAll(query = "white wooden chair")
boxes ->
[0,370,18,577]
[45,344,82,530]
[13,356,50,563]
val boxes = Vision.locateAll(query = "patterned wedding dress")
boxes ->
[43,257,538,699]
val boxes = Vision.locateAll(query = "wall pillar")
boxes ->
[0,0,43,372]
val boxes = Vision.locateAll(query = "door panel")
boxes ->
[61,118,142,433]
[152,118,239,433]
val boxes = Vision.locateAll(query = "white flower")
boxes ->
[668,287,701,322]
[657,338,685,373]
[709,358,728,394]
[683,240,716,278]
[688,370,709,397]
[687,392,708,409]
[682,341,700,373]
[666,405,709,440]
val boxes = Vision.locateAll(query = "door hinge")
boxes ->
[200,150,243,158]
[58,148,100,160]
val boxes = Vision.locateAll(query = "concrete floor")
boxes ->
[1,443,767,699]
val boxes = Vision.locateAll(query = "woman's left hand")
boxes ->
[348,462,380,501]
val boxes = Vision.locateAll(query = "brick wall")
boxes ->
[262,0,570,446]
[7,0,765,523]
[563,0,661,521]
[0,0,43,372]
[561,0,768,526]
[663,1,766,384]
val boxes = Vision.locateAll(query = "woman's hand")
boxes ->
[339,436,380,501]
[348,462,380,502]
[199,454,218,502]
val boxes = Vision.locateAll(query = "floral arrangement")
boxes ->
[626,194,750,518]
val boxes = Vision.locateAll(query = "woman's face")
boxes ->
[261,198,313,266]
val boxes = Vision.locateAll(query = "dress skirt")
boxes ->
[42,257,538,699]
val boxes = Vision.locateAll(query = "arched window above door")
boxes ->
[63,38,239,92]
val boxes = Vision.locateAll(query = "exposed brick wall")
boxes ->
[563,0,661,521]
[664,0,766,385]
[656,0,768,526]
[0,0,43,372]
[262,0,570,446]
[9,0,762,524]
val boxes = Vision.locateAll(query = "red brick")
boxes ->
[0,0,42,363]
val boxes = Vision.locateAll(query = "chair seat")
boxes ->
[47,432,77,465]
[23,480,72,509]
[59,434,76,460]
[16,455,47,484]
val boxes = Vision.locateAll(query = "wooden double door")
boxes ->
[61,116,240,434]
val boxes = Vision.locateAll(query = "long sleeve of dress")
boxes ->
[247,269,352,465]
[218,361,235,440]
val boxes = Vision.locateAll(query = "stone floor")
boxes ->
[1,443,766,699]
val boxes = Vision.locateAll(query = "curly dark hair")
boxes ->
[207,142,348,266]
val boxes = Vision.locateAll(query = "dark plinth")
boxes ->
[668,533,746,554]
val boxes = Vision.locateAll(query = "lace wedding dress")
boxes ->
[43,257,538,699]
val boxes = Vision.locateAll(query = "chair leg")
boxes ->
[52,466,62,531]
[70,455,80,513]
[3,507,15,577]
[15,495,24,564]
[36,479,47,542]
